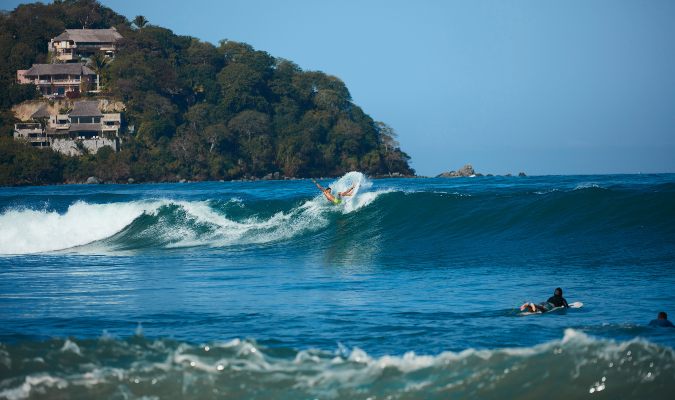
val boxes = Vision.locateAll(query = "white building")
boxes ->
[14,101,122,156]
[49,28,123,62]
[17,64,95,97]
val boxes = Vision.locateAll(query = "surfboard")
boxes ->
[340,179,361,204]
[519,301,583,316]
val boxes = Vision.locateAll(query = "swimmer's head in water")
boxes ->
[554,287,563,296]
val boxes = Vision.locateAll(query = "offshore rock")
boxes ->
[437,164,476,178]
[85,176,100,184]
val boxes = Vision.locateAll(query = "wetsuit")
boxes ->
[546,295,569,309]
[528,295,569,312]
[649,319,675,328]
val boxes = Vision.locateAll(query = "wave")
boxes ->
[0,201,164,254]
[0,173,673,254]
[0,172,385,254]
[0,329,672,399]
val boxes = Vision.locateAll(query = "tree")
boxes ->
[228,110,270,142]
[133,15,148,29]
[376,121,399,153]
[227,110,272,175]
[88,52,109,91]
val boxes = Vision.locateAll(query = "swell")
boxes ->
[0,330,673,399]
[0,182,673,254]
[374,186,675,240]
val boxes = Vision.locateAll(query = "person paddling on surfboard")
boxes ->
[520,287,570,313]
[312,178,356,205]
[648,312,674,328]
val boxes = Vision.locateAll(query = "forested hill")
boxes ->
[0,0,414,186]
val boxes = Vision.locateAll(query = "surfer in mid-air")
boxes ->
[312,178,356,205]
[520,287,570,313]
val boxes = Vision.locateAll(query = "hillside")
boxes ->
[0,0,414,185]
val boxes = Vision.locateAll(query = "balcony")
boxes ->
[35,80,82,87]
[52,78,82,84]
[15,123,42,129]
[102,114,122,123]
[26,135,48,143]
[54,41,76,49]
[55,53,78,61]
[14,123,43,135]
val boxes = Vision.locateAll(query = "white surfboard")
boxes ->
[519,301,583,315]
[341,180,361,203]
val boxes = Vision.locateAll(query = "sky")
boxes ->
[3,0,675,175]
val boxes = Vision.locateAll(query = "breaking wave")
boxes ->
[0,329,672,399]
[0,172,673,254]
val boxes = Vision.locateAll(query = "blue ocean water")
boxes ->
[0,173,674,399]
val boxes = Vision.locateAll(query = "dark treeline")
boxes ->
[0,0,414,186]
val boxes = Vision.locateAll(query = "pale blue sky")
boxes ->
[4,0,675,175]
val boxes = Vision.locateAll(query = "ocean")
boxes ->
[0,172,674,399]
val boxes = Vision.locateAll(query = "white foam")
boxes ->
[0,201,166,254]
[574,183,603,190]
[166,198,328,249]
[167,172,388,248]
[60,340,81,355]
[0,375,68,400]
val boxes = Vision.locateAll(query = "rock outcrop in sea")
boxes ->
[437,164,529,178]
[437,164,480,178]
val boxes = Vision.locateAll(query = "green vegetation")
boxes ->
[0,0,414,186]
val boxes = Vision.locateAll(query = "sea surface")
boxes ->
[0,173,674,399]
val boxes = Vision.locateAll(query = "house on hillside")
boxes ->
[67,101,121,138]
[14,101,122,156]
[17,64,95,97]
[49,28,123,62]
[13,106,50,148]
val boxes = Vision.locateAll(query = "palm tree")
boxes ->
[133,15,148,29]
[88,53,109,92]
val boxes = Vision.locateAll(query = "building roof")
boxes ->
[24,64,95,76]
[31,105,51,119]
[70,101,103,117]
[69,123,102,132]
[53,28,123,43]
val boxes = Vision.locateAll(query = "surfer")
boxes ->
[312,178,355,205]
[520,287,569,313]
[648,312,674,328]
